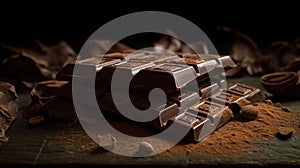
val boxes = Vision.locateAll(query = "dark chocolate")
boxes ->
[169,83,265,142]
[0,82,18,147]
[99,91,180,127]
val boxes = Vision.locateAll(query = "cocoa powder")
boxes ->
[176,101,298,155]
[51,101,299,156]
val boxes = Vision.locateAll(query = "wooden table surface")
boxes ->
[1,75,300,167]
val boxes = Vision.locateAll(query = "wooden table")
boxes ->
[1,75,300,167]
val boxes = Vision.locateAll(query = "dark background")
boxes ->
[1,2,299,54]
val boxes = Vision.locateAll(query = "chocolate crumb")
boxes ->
[276,127,293,140]
[97,133,116,150]
[275,103,282,107]
[28,116,45,126]
[138,141,154,155]
[281,107,292,112]
[263,99,273,105]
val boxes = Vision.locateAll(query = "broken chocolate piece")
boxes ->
[24,80,68,119]
[97,133,116,150]
[137,141,154,155]
[240,104,258,120]
[28,115,45,126]
[0,40,76,87]
[276,126,293,140]
[0,81,18,148]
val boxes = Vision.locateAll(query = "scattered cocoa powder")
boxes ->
[49,102,299,156]
[176,102,299,156]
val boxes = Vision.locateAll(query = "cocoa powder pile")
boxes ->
[173,101,299,155]
[51,101,299,156]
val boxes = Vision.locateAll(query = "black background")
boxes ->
[1,2,299,54]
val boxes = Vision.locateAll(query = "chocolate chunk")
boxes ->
[24,80,68,119]
[275,103,282,107]
[276,127,294,140]
[45,96,77,121]
[138,141,154,155]
[0,82,18,147]
[281,106,292,112]
[240,104,258,120]
[97,133,116,150]
[0,41,76,87]
[28,116,45,126]
[263,99,273,105]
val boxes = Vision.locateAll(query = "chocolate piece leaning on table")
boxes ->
[24,80,77,121]
[0,82,18,149]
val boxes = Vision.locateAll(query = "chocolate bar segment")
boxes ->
[168,91,200,112]
[99,91,180,127]
[57,58,121,81]
[172,112,213,142]
[131,62,198,92]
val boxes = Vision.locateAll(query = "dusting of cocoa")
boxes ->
[49,102,299,156]
[177,102,298,156]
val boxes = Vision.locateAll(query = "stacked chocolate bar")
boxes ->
[25,51,265,142]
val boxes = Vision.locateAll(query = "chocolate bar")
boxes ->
[37,51,266,143]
